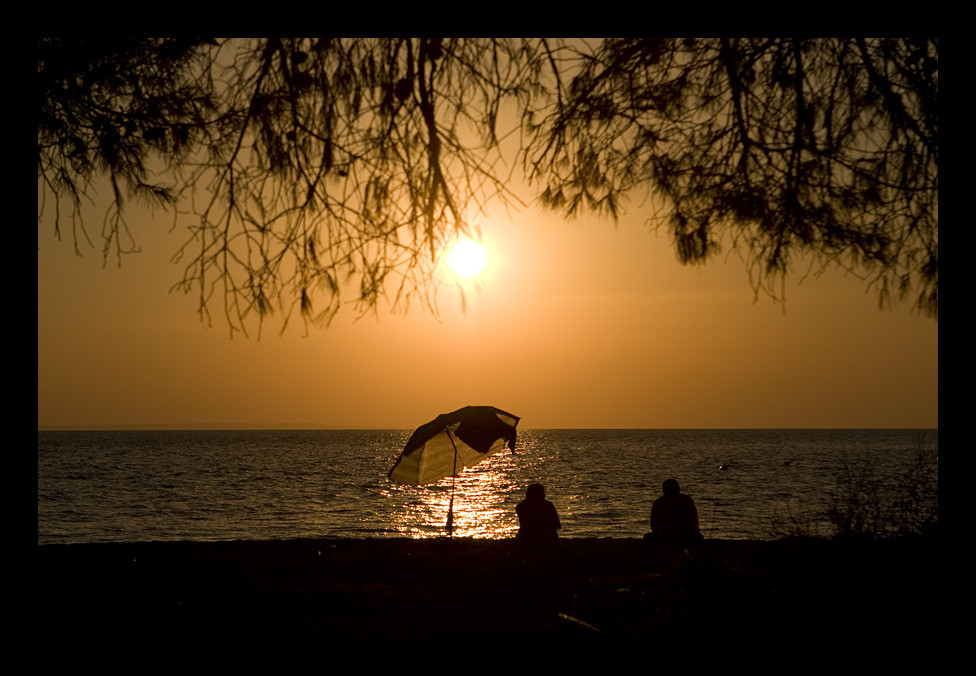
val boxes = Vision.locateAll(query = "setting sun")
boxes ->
[448,239,487,277]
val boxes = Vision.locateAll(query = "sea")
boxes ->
[37,428,938,545]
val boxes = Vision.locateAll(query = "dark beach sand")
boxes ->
[37,537,938,648]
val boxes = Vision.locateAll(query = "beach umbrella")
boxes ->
[388,405,520,535]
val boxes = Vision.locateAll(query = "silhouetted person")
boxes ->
[644,478,704,547]
[516,483,561,549]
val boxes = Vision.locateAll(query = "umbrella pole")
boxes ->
[446,427,460,538]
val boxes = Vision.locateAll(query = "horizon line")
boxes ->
[37,423,939,432]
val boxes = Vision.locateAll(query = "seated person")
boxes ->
[516,483,561,549]
[644,478,704,547]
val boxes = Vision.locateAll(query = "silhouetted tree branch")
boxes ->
[525,38,938,318]
[38,37,938,333]
[38,37,553,335]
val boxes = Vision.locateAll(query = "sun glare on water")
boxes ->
[448,239,487,278]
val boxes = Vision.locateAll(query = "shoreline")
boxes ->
[37,536,938,647]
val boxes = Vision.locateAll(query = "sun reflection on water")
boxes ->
[381,451,523,539]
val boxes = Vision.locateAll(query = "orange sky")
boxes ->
[37,188,938,430]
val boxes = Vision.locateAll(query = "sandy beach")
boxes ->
[36,535,939,651]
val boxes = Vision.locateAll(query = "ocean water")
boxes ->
[37,429,938,545]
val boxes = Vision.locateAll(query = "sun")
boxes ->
[448,239,487,278]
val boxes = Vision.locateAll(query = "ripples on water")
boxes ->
[37,429,938,544]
